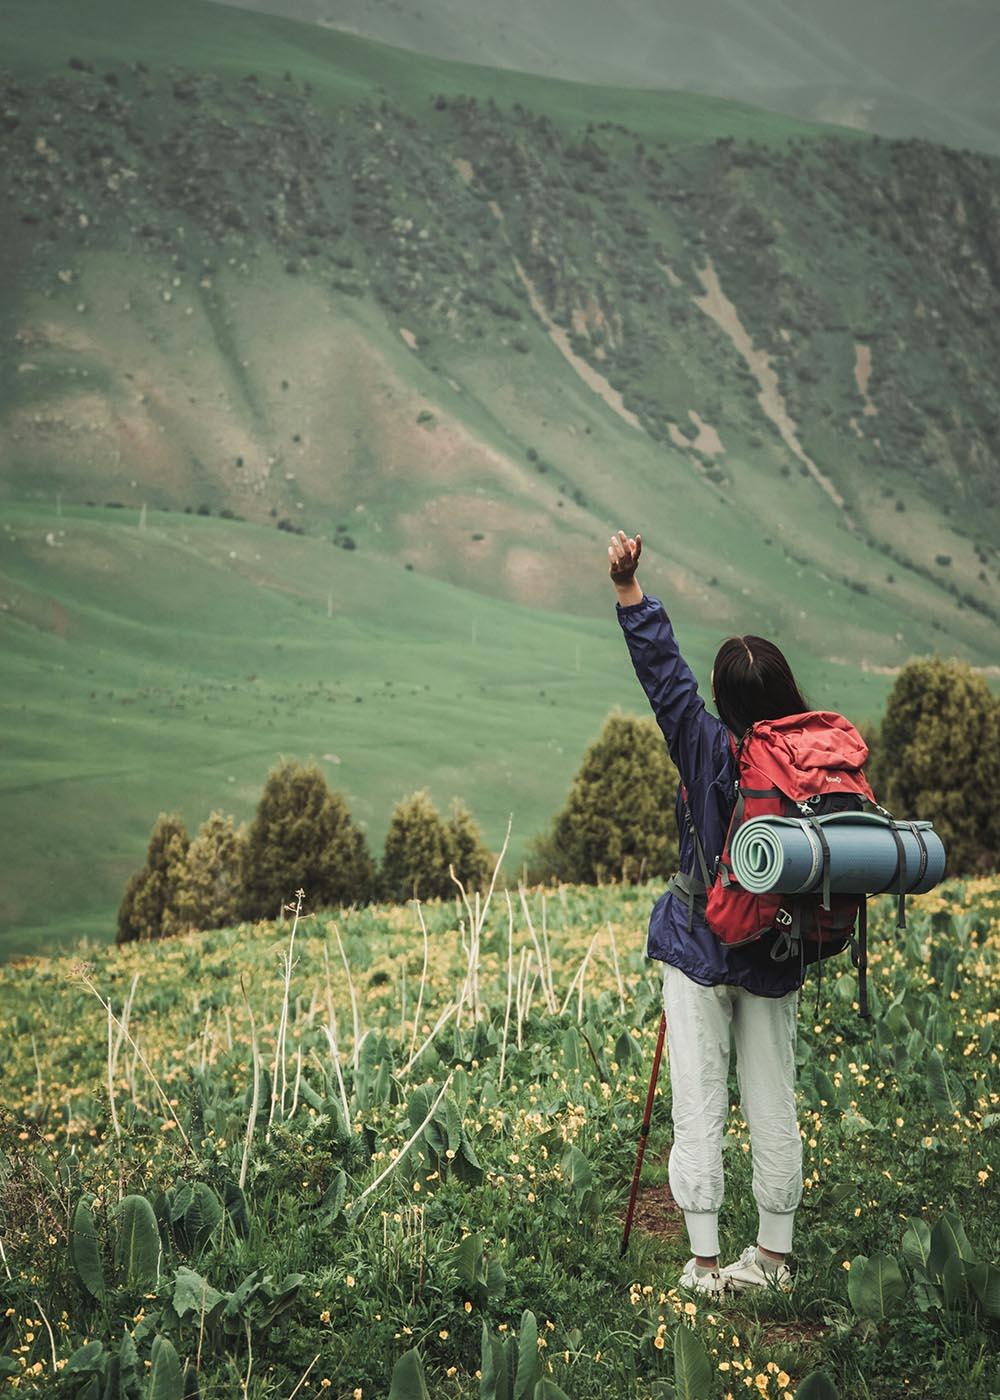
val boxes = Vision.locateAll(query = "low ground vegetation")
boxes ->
[1,876,998,1397]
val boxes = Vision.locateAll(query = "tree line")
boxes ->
[117,656,999,941]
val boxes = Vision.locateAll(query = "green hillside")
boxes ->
[1,0,998,950]
[0,502,893,956]
[215,0,1000,154]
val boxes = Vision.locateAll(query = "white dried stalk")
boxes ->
[518,885,557,1013]
[289,1042,304,1119]
[331,922,362,1071]
[560,929,601,1017]
[401,999,459,1076]
[78,974,191,1150]
[348,1070,454,1211]
[409,901,431,1066]
[239,976,261,1191]
[268,891,302,1133]
[106,1004,121,1145]
[607,921,626,1015]
[321,1025,351,1126]
[498,889,515,1088]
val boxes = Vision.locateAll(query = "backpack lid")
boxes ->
[742,711,872,800]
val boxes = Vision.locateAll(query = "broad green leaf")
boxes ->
[846,1254,905,1320]
[560,1146,593,1194]
[672,1323,712,1400]
[71,1198,106,1303]
[183,1182,223,1254]
[811,1069,838,1107]
[456,1233,483,1290]
[486,1257,508,1300]
[224,1269,264,1319]
[794,1373,840,1400]
[967,1261,1000,1318]
[615,1031,636,1067]
[941,1252,968,1311]
[480,1323,500,1400]
[114,1195,161,1289]
[66,1340,105,1374]
[387,1348,430,1400]
[148,1335,183,1400]
[926,1051,960,1119]
[321,1170,346,1221]
[221,1179,250,1236]
[171,1266,225,1322]
[444,1095,463,1153]
[167,1184,194,1225]
[454,1133,484,1185]
[118,1330,141,1391]
[513,1311,539,1400]
[901,1218,932,1272]
[929,1213,977,1278]
[534,1382,572,1400]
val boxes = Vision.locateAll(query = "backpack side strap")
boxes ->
[851,900,870,1020]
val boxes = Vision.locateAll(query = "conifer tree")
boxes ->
[872,657,1000,874]
[381,790,454,902]
[529,713,679,883]
[241,760,375,918]
[446,798,493,892]
[116,814,190,943]
[174,811,246,933]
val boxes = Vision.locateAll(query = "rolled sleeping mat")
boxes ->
[730,812,945,897]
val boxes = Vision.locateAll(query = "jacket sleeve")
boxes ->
[617,594,730,794]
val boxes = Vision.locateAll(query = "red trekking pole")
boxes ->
[620,1009,667,1256]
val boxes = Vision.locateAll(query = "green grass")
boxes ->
[0,878,998,1396]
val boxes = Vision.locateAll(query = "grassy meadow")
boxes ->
[0,874,998,1397]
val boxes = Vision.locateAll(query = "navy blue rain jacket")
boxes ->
[617,594,804,997]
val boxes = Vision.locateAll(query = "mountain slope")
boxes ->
[2,0,999,950]
[213,0,1000,154]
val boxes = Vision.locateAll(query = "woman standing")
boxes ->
[609,529,810,1297]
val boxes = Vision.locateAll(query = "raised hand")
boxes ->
[608,530,642,585]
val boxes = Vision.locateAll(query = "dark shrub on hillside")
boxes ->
[871,658,1000,875]
[174,810,246,933]
[528,713,679,884]
[381,791,453,902]
[380,792,493,902]
[446,799,493,893]
[242,761,375,918]
[116,814,190,944]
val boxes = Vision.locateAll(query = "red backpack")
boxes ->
[682,711,879,1012]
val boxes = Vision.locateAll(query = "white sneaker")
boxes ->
[679,1258,728,1296]
[720,1244,792,1292]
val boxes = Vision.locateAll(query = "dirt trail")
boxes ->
[669,409,723,456]
[691,260,852,524]
[455,159,642,433]
[854,343,878,416]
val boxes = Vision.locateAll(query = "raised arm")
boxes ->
[608,530,729,790]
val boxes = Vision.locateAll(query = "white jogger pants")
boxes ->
[661,962,802,1257]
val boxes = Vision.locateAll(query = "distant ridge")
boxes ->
[213,0,1000,155]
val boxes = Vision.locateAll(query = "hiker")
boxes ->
[609,529,819,1297]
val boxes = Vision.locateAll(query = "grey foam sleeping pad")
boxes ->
[730,812,946,896]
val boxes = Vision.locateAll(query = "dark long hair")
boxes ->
[712,635,809,741]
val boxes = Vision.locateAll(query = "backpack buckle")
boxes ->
[775,907,793,927]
